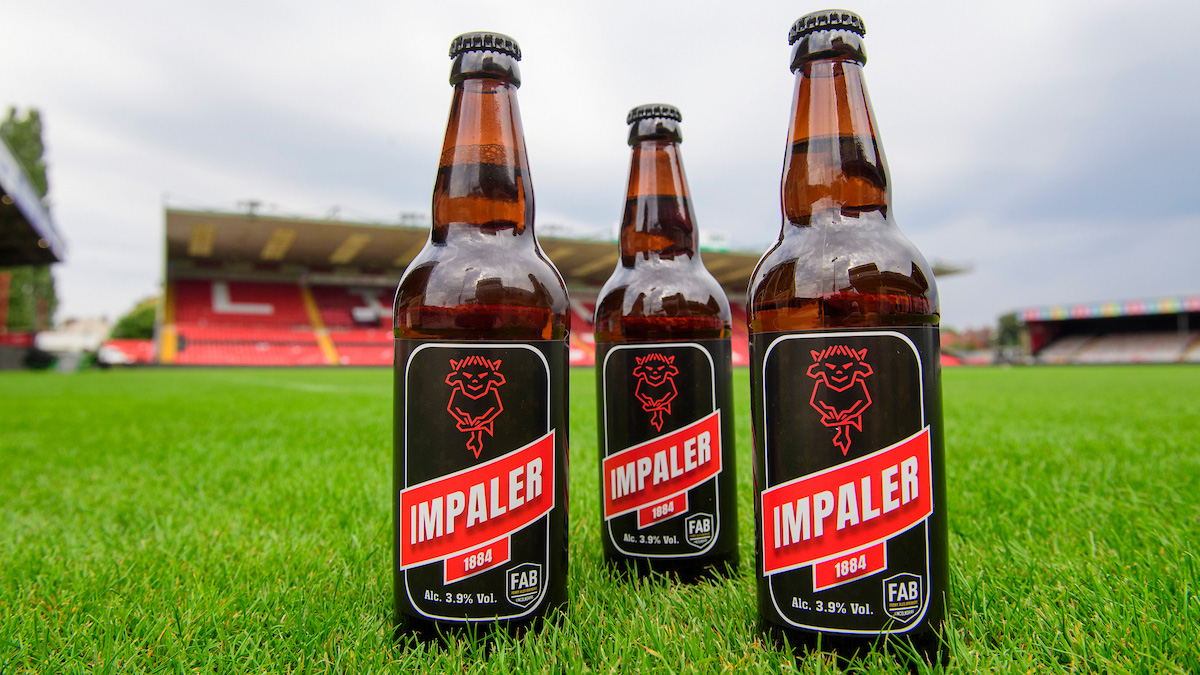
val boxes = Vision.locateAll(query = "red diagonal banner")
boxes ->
[603,410,722,520]
[761,427,932,577]
[400,430,555,569]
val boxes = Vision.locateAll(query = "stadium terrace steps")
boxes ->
[333,345,395,366]
[1040,331,1196,364]
[173,342,329,366]
[1036,335,1096,364]
[177,325,317,342]
[1185,334,1200,363]
[165,278,753,367]
[309,285,392,328]
[327,327,394,343]
[174,280,311,326]
[172,279,333,366]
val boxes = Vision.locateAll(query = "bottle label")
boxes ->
[394,339,566,622]
[597,339,735,558]
[752,328,942,634]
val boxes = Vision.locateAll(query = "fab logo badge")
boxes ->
[807,345,873,455]
[445,356,505,458]
[632,353,679,432]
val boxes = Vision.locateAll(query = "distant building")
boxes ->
[0,137,66,368]
[1020,296,1200,364]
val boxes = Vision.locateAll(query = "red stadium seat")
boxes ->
[175,280,310,326]
[335,345,394,366]
[174,342,328,366]
[173,279,325,366]
[309,285,392,328]
[729,303,750,367]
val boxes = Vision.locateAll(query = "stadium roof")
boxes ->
[0,138,65,265]
[166,208,767,292]
[165,208,967,294]
[1018,294,1200,323]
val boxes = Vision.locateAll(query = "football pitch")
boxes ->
[2,365,1197,674]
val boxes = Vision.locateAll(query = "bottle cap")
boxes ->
[626,104,682,125]
[788,10,867,69]
[449,32,522,61]
[626,104,683,145]
[789,10,865,44]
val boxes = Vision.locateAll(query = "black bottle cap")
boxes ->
[449,32,521,61]
[788,10,865,44]
[788,9,867,70]
[448,32,522,86]
[626,103,683,145]
[626,104,683,125]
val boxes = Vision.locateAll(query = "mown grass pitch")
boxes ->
[1,365,1198,674]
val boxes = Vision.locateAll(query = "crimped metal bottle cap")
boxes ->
[626,104,683,125]
[789,10,865,44]
[449,32,521,60]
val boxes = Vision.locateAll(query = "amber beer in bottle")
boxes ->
[748,11,947,660]
[594,104,738,580]
[393,32,569,638]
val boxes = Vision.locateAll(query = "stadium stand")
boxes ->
[1072,332,1194,365]
[334,344,394,366]
[155,208,962,367]
[309,285,389,327]
[170,279,330,366]
[175,280,311,325]
[309,284,392,365]
[1034,335,1094,364]
[166,276,616,367]
[1,135,66,368]
[1186,339,1200,364]
[568,298,596,367]
[729,304,750,367]
[1023,296,1200,365]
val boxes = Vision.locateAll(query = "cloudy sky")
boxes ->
[3,0,1198,330]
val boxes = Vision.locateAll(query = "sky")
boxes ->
[2,0,1198,330]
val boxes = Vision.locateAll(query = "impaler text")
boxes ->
[761,427,932,576]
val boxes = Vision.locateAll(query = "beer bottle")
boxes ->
[748,11,947,661]
[594,104,738,581]
[393,32,569,639]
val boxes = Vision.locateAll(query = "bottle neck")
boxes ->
[782,58,889,227]
[619,138,698,266]
[431,77,533,243]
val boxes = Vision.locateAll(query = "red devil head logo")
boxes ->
[806,345,873,455]
[632,353,679,432]
[445,356,506,458]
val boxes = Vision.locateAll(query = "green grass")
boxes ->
[1,365,1197,674]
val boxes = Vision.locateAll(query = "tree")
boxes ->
[110,297,157,340]
[996,312,1021,348]
[1,107,56,332]
[0,107,49,199]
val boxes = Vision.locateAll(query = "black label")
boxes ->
[752,328,945,635]
[597,339,736,560]
[394,340,567,623]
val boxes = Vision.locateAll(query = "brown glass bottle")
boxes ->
[392,32,569,640]
[594,104,738,581]
[748,11,947,663]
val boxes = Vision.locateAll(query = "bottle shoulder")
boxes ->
[748,213,939,329]
[394,237,569,340]
[594,257,731,342]
[597,258,730,315]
